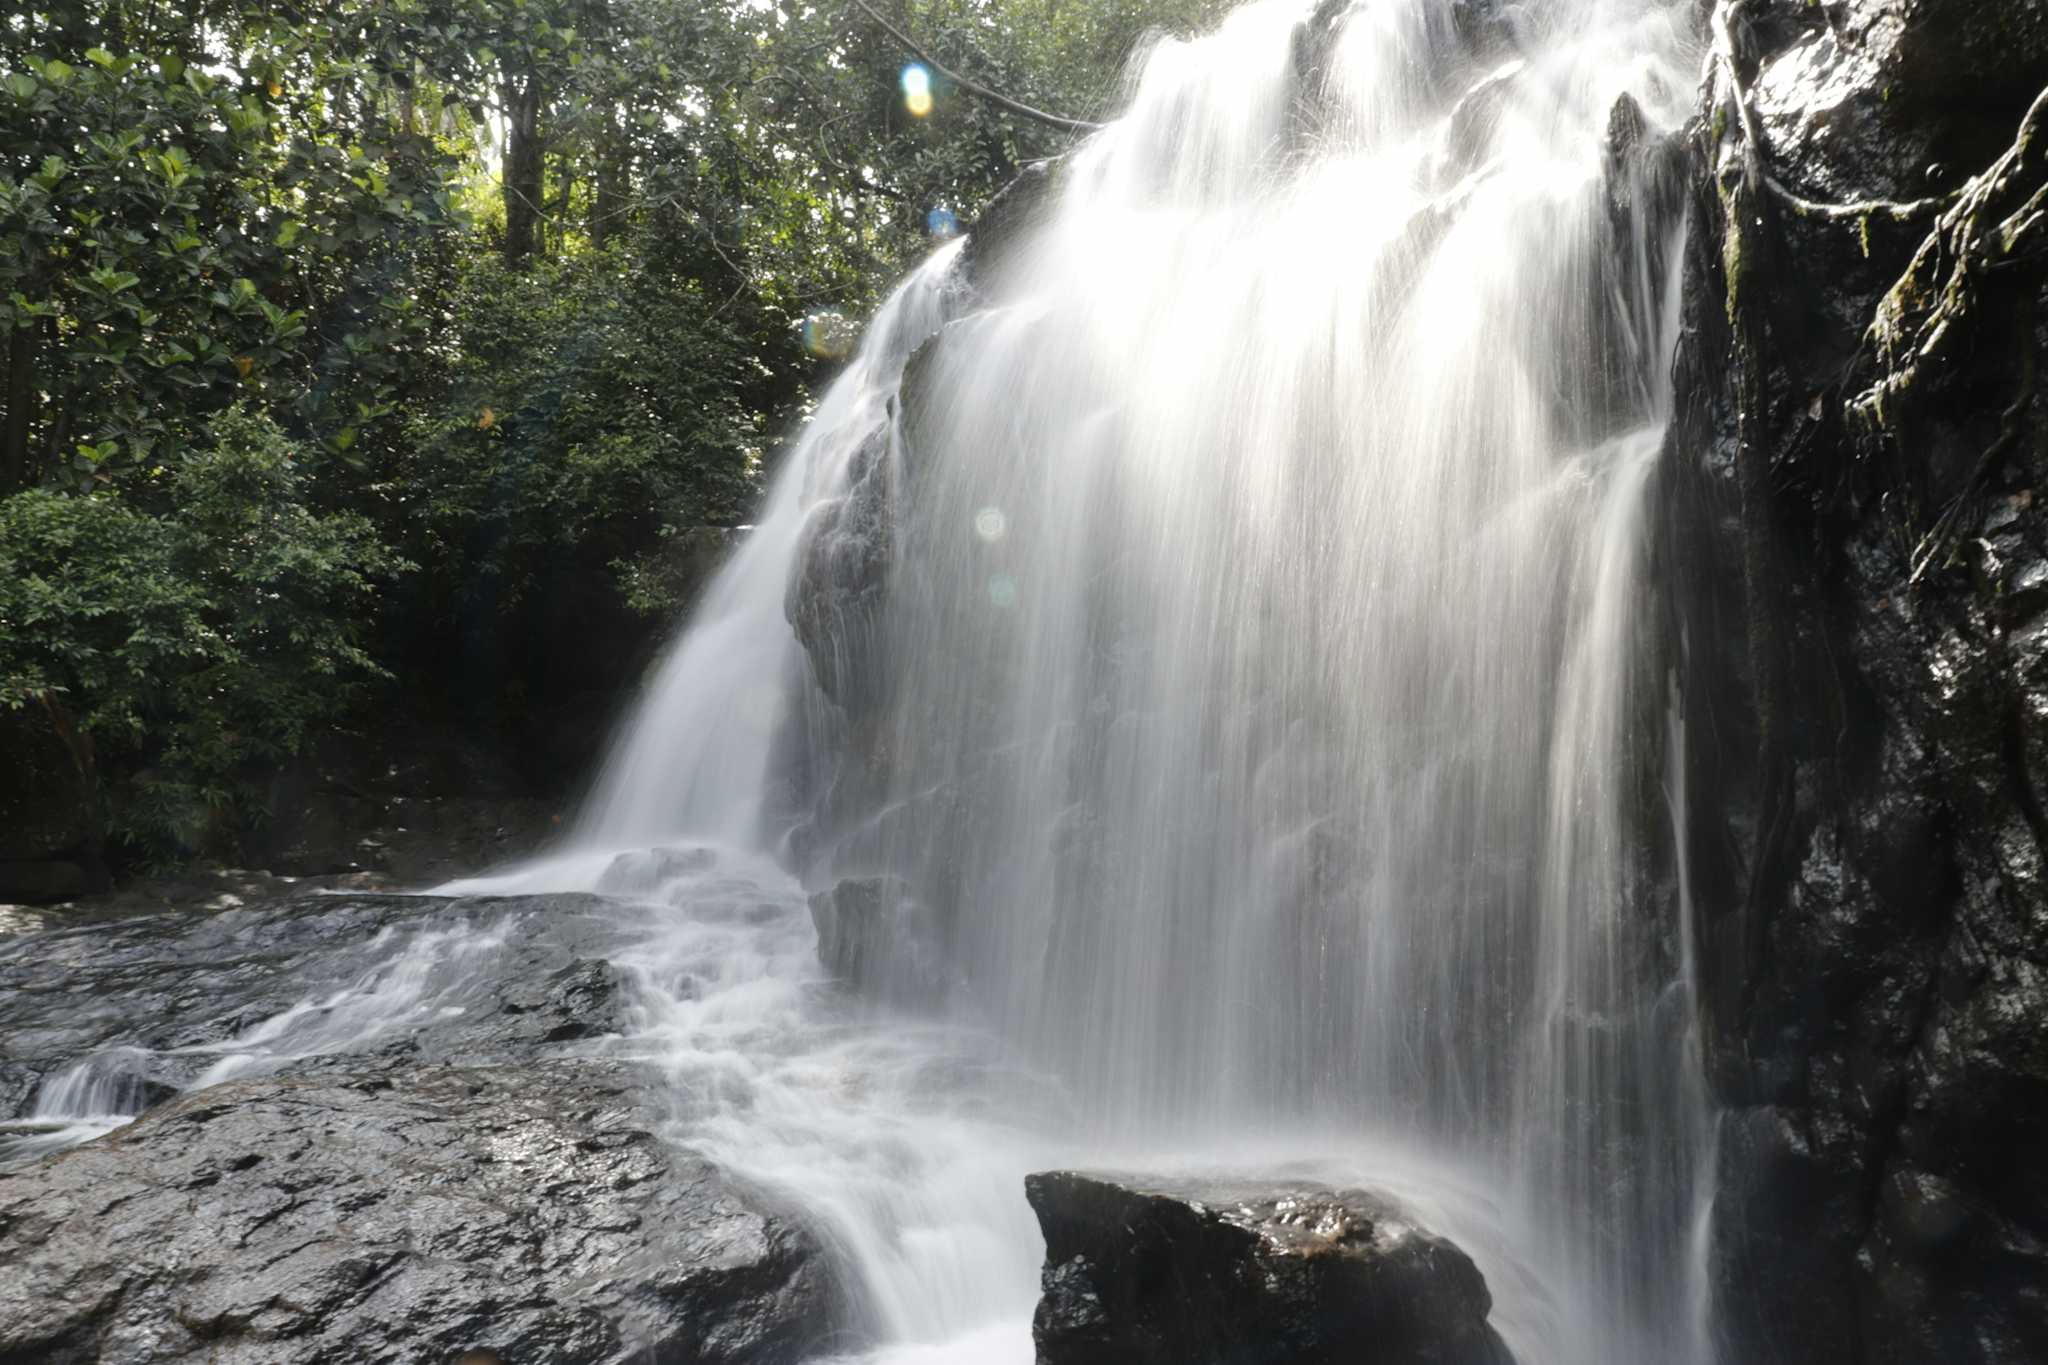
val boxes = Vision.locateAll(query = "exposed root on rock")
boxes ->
[1855,84,2048,432]
[1849,86,2048,583]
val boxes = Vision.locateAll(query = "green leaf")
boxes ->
[87,267,142,294]
[85,48,117,68]
[6,74,37,100]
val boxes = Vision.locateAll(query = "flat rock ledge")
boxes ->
[0,1061,837,1365]
[1025,1171,1513,1365]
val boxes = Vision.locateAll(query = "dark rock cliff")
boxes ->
[1664,0,2048,1360]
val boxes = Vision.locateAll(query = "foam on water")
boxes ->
[448,843,1675,1365]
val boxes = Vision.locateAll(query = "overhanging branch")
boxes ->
[848,0,1101,134]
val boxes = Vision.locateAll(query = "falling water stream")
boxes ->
[475,0,1715,1357]
[19,1,1720,1360]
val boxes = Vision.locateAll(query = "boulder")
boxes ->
[1025,1171,1513,1365]
[596,844,719,897]
[807,875,951,1006]
[0,1062,836,1364]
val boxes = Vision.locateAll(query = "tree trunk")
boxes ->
[2,324,33,493]
[579,0,621,249]
[503,73,544,265]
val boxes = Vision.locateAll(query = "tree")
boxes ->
[0,407,400,860]
[0,2,470,488]
[0,0,1235,876]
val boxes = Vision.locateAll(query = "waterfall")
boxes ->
[476,0,1718,1359]
[563,240,967,849]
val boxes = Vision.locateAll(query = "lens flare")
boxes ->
[973,506,1006,541]
[987,574,1018,609]
[928,206,960,238]
[901,63,934,117]
[800,310,856,361]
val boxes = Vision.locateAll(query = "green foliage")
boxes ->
[0,407,400,857]
[0,8,467,486]
[0,0,1235,873]
[394,242,764,616]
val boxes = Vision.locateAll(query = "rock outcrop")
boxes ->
[0,890,841,1362]
[0,1062,833,1364]
[807,875,952,1005]
[1666,1,2048,1360]
[0,891,634,1126]
[1025,1171,1512,1365]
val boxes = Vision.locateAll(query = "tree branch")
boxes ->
[847,0,1101,133]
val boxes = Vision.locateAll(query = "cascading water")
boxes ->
[564,242,968,849]
[466,0,1717,1359]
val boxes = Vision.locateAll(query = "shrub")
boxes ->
[392,242,767,622]
[0,406,402,860]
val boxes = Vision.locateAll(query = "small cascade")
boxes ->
[0,913,525,1167]
[0,1047,167,1161]
[560,241,968,853]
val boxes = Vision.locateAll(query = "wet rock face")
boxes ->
[1025,1172,1512,1365]
[0,1063,835,1365]
[1666,0,2048,1359]
[0,892,634,1126]
[0,890,843,1362]
[787,421,896,718]
[961,159,1055,286]
[807,875,952,1006]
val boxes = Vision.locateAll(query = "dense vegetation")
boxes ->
[0,0,1222,871]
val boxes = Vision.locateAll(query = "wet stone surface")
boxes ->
[0,889,843,1363]
[0,891,635,1133]
[1026,1171,1513,1365]
[1670,0,2048,1358]
[0,1063,836,1365]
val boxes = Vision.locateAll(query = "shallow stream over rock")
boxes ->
[4,848,1613,1363]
